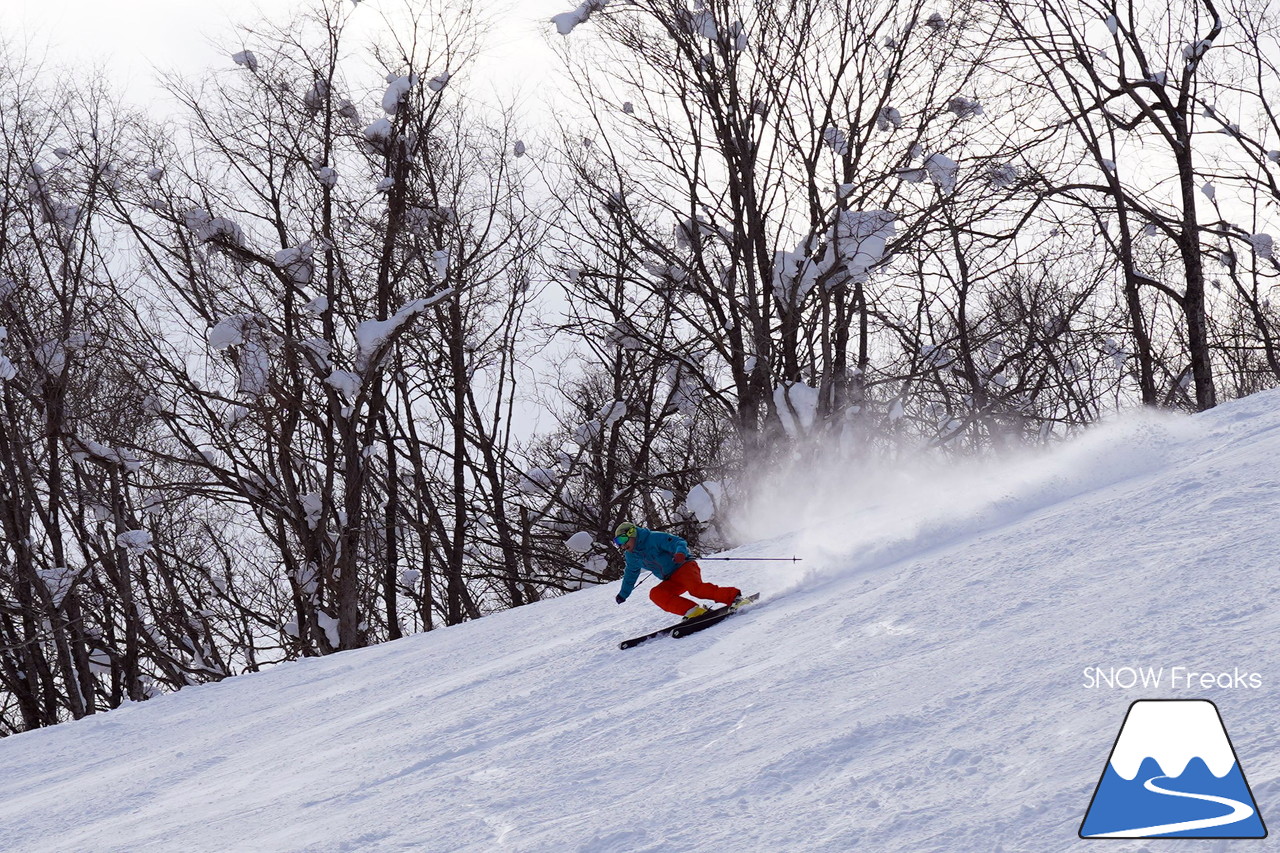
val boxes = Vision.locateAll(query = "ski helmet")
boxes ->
[613,521,638,547]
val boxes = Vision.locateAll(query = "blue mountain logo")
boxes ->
[1080,699,1266,839]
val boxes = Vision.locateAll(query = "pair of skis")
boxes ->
[619,593,760,650]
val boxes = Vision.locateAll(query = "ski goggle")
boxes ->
[612,534,632,548]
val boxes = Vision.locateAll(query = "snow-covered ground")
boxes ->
[3,393,1280,851]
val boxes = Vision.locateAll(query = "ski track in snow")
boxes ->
[2,393,1280,851]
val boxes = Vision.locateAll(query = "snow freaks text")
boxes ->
[1083,667,1264,690]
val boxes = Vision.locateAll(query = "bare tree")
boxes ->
[545,0,1077,468]
[105,1,548,653]
[0,48,217,729]
[993,0,1253,410]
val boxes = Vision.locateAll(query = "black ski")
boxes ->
[619,593,759,650]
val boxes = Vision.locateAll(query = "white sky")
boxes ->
[5,0,569,106]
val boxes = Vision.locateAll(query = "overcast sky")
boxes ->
[7,0,569,106]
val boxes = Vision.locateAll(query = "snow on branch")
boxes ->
[823,126,849,156]
[354,290,454,372]
[274,242,315,286]
[876,107,903,131]
[67,437,143,473]
[37,565,82,608]
[773,210,896,310]
[947,97,983,120]
[184,208,245,248]
[565,531,594,554]
[684,481,723,522]
[985,163,1019,188]
[116,530,154,556]
[382,74,415,115]
[519,467,558,495]
[0,327,14,382]
[231,50,259,72]
[364,118,394,146]
[774,381,819,438]
[209,314,272,396]
[681,7,748,51]
[552,0,608,36]
[924,153,958,193]
[675,215,720,251]
[1183,38,1213,62]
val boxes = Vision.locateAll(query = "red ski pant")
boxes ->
[649,561,740,616]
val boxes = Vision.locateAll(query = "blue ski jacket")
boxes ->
[618,528,689,601]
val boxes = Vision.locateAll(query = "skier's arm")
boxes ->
[617,559,641,601]
[671,534,690,565]
[656,533,690,569]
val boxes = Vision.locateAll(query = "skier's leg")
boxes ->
[649,564,698,615]
[680,561,740,606]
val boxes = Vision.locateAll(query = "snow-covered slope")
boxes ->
[3,393,1280,852]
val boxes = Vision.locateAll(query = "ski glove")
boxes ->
[615,594,626,604]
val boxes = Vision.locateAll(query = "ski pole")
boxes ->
[693,556,802,562]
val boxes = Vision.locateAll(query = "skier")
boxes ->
[611,521,742,619]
